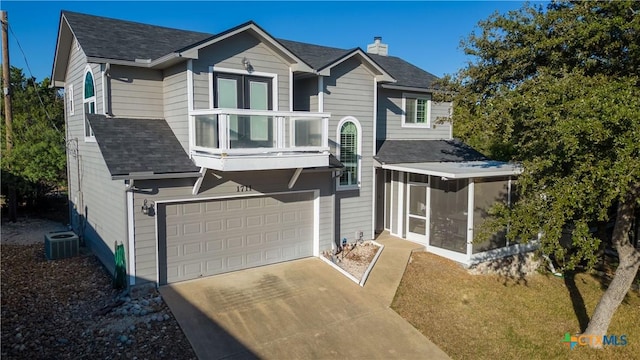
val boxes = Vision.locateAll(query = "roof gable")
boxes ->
[52,11,438,89]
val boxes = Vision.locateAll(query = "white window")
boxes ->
[68,84,74,115]
[402,93,431,127]
[337,117,362,190]
[83,66,96,140]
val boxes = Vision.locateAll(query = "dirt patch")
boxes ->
[1,217,68,245]
[323,242,381,281]
[1,217,196,359]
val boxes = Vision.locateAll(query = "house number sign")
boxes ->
[236,185,252,192]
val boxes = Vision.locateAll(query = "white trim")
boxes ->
[288,168,303,189]
[466,179,475,261]
[317,49,395,83]
[68,84,74,115]
[101,64,106,115]
[153,189,319,284]
[191,167,207,195]
[371,78,378,238]
[82,65,96,142]
[127,186,136,286]
[289,67,293,112]
[208,65,214,109]
[336,116,362,191]
[317,76,324,113]
[401,92,432,128]
[313,190,320,256]
[426,176,431,246]
[178,23,314,73]
[209,66,278,111]
[187,60,194,152]
[381,161,522,179]
[397,172,405,237]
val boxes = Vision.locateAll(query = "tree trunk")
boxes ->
[583,185,640,347]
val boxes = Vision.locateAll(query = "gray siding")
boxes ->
[132,170,333,284]
[377,88,452,145]
[109,65,164,119]
[64,38,126,275]
[323,57,376,242]
[163,63,189,151]
[192,32,291,111]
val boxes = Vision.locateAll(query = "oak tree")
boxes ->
[444,0,639,342]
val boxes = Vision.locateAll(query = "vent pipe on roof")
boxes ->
[367,36,388,56]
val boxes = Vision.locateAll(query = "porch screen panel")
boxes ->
[472,178,509,253]
[430,177,468,254]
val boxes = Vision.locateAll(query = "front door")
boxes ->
[406,175,428,243]
[214,73,273,148]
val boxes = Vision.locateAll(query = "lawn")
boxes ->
[391,252,640,360]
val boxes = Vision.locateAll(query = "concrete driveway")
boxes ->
[160,235,449,359]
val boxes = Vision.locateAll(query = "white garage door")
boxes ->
[161,192,314,284]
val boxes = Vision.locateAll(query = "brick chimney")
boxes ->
[367,36,388,56]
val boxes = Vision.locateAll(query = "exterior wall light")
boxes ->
[141,199,154,215]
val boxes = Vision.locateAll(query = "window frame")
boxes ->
[83,65,97,142]
[336,116,362,191]
[401,92,432,128]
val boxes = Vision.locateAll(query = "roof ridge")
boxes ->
[61,10,213,37]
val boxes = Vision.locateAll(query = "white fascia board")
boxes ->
[381,84,439,93]
[111,172,203,180]
[318,49,395,83]
[52,17,73,86]
[381,161,522,179]
[180,24,313,73]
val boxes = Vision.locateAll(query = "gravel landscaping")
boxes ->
[1,218,197,359]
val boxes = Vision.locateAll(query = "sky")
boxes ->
[1,1,541,82]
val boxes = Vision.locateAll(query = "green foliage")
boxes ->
[443,1,640,270]
[1,66,66,204]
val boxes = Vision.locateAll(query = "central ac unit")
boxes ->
[45,231,79,260]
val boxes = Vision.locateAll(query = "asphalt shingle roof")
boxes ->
[277,39,439,89]
[62,11,439,89]
[87,114,200,176]
[374,139,488,164]
[62,11,212,61]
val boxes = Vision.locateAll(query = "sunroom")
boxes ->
[376,140,536,266]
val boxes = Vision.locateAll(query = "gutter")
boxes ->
[111,171,203,181]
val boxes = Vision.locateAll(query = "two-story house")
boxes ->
[52,11,529,286]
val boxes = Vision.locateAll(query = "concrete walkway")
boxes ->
[161,234,448,360]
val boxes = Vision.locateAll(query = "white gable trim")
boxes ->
[317,49,395,83]
[180,23,313,73]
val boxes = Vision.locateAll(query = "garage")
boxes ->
[159,192,315,284]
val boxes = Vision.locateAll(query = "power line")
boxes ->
[6,19,61,133]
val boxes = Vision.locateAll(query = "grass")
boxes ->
[391,252,640,360]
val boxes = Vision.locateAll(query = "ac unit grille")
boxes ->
[44,231,79,260]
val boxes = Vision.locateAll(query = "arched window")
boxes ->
[83,67,96,139]
[337,117,361,189]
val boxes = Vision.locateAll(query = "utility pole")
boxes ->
[2,10,17,222]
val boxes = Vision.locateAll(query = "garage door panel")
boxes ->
[206,220,223,232]
[163,192,314,284]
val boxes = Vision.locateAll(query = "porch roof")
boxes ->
[381,161,522,179]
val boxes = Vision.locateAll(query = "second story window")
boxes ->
[337,117,361,189]
[402,93,431,127]
[83,67,96,140]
